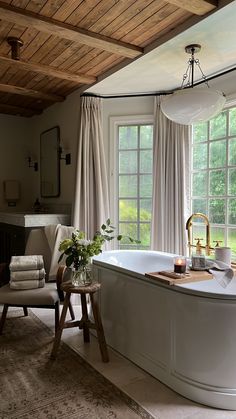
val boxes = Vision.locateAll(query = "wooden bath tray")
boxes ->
[145,270,213,285]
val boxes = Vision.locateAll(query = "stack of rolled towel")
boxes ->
[9,255,45,290]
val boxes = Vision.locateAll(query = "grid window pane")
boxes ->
[228,198,236,224]
[119,175,137,197]
[140,125,153,148]
[140,175,152,197]
[119,150,137,173]
[229,138,236,165]
[209,170,226,196]
[140,224,151,247]
[119,223,138,244]
[192,224,207,247]
[209,140,226,168]
[118,124,153,248]
[192,172,207,196]
[228,228,236,260]
[119,126,137,149]
[140,150,152,173]
[209,199,225,224]
[210,227,225,248]
[119,200,137,221]
[193,143,207,169]
[210,112,227,140]
[192,107,236,261]
[193,122,208,143]
[192,198,207,214]
[229,108,236,136]
[140,199,152,221]
[229,169,236,195]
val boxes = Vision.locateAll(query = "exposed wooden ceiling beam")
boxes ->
[0,83,64,102]
[0,55,95,84]
[165,0,217,15]
[0,103,41,117]
[0,2,142,59]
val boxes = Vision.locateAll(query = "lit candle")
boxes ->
[174,256,186,274]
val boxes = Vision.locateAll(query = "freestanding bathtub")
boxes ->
[92,250,236,410]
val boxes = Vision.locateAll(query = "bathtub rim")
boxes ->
[92,249,236,301]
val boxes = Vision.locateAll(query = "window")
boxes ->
[191,106,236,260]
[110,116,153,249]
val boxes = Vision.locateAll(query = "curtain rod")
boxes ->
[81,65,236,99]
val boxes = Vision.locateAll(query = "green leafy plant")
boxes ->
[58,219,140,270]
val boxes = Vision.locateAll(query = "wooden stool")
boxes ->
[50,282,109,362]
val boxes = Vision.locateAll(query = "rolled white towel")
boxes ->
[10,268,45,282]
[9,278,45,290]
[10,255,44,272]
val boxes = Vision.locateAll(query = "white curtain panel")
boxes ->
[72,96,109,238]
[151,96,191,255]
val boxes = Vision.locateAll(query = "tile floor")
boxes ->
[31,305,236,419]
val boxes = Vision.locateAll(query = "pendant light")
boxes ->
[160,44,226,125]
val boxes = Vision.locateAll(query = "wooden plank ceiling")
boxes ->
[0,0,229,117]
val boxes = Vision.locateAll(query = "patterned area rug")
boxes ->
[0,310,154,419]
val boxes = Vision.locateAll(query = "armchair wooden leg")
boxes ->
[55,301,60,333]
[0,304,9,335]
[23,307,28,316]
[68,301,75,320]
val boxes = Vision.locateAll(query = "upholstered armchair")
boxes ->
[0,226,74,334]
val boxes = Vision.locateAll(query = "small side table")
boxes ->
[50,282,109,362]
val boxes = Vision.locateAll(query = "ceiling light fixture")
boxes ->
[160,44,226,125]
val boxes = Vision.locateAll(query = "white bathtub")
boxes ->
[93,250,236,410]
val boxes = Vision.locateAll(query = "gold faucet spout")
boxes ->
[186,213,211,256]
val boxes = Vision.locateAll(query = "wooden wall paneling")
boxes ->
[11,0,31,8]
[75,51,122,75]
[77,0,120,30]
[3,68,33,87]
[64,45,101,72]
[88,56,124,77]
[87,0,138,35]
[140,9,192,47]
[103,0,167,41]
[52,0,83,22]
[38,38,73,66]
[25,0,48,14]
[65,0,102,26]
[130,7,190,46]
[47,42,85,69]
[0,21,14,49]
[27,34,64,63]
[20,31,51,61]
[119,4,180,44]
[38,0,66,17]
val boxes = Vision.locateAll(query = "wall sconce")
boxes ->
[28,157,38,171]
[59,147,71,165]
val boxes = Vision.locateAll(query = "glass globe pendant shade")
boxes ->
[160,88,226,125]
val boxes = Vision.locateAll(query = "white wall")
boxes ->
[0,93,154,215]
[0,114,36,212]
[30,89,81,213]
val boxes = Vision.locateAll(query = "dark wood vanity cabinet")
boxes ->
[0,223,31,264]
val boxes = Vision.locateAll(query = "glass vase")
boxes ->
[72,266,92,287]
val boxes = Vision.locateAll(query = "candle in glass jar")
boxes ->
[174,256,186,274]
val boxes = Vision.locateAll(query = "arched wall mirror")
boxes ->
[40,126,60,197]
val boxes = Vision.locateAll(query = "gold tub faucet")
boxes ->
[186,213,212,256]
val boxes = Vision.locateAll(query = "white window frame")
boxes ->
[109,115,153,248]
